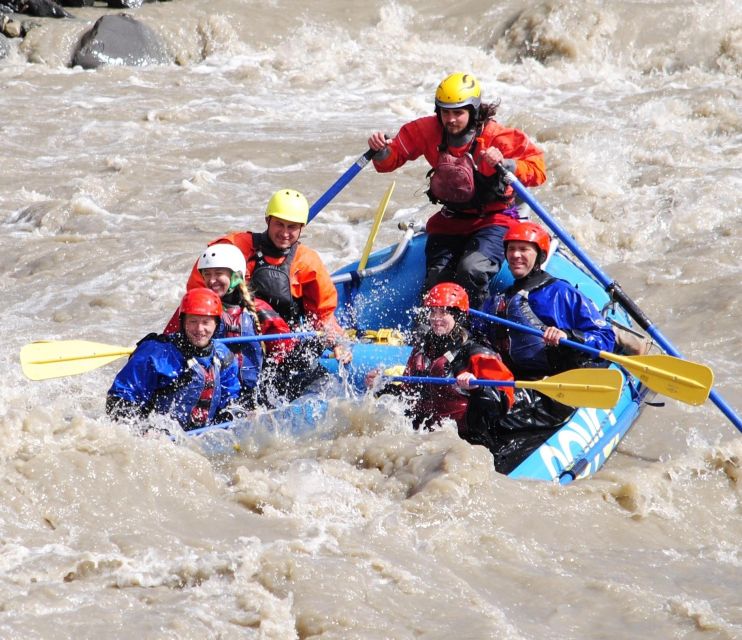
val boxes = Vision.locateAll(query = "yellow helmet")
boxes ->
[264,189,309,225]
[434,72,481,110]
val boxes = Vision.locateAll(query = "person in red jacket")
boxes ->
[185,188,350,364]
[368,72,546,309]
[368,283,514,447]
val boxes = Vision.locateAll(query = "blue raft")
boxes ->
[191,223,654,484]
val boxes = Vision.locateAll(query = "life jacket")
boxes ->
[249,232,305,327]
[188,364,215,427]
[489,271,556,377]
[139,334,231,430]
[218,304,263,389]
[426,122,512,214]
[406,346,469,430]
[494,271,601,378]
[405,336,493,431]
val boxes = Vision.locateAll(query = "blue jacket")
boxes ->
[107,334,241,429]
[481,272,615,377]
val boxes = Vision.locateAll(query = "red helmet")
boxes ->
[179,287,223,318]
[504,221,550,262]
[423,282,470,313]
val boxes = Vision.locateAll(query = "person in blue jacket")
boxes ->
[482,220,616,378]
[473,221,617,472]
[106,288,242,431]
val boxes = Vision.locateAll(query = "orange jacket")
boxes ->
[186,232,344,340]
[469,352,515,409]
[373,115,546,235]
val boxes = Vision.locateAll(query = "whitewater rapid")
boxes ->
[1,1,740,638]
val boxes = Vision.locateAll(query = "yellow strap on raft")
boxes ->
[359,328,407,345]
[383,364,407,384]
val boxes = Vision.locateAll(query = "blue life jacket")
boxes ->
[485,271,615,378]
[495,272,554,377]
[219,304,263,389]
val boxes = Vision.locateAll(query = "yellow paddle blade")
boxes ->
[20,340,134,381]
[358,181,395,271]
[599,351,713,406]
[515,368,624,409]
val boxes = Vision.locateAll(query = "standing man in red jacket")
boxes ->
[368,72,546,309]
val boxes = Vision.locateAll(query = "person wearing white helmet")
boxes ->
[368,72,547,309]
[165,244,274,409]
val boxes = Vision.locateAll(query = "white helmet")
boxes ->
[197,243,247,277]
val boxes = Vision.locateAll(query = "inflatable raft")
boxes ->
[191,222,654,484]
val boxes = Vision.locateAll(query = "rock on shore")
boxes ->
[72,13,171,68]
[0,0,173,67]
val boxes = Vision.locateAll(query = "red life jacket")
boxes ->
[188,361,216,427]
[404,335,515,432]
[427,133,511,213]
[406,346,470,431]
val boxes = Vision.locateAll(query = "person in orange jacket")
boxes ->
[186,189,349,360]
[185,189,351,404]
[368,72,546,309]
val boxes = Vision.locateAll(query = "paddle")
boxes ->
[358,181,395,271]
[498,167,740,428]
[20,332,320,381]
[470,308,713,406]
[385,367,624,409]
[307,148,376,223]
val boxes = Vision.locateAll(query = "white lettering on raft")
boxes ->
[540,407,618,479]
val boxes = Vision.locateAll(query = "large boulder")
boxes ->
[71,14,171,68]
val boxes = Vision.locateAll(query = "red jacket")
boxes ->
[186,231,344,340]
[374,115,546,235]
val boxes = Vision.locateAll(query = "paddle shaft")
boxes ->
[388,375,516,388]
[219,331,318,345]
[503,168,741,432]
[387,375,614,392]
[471,285,712,405]
[307,148,375,223]
[471,307,710,389]
[470,308,606,360]
[385,369,623,409]
[22,332,319,371]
